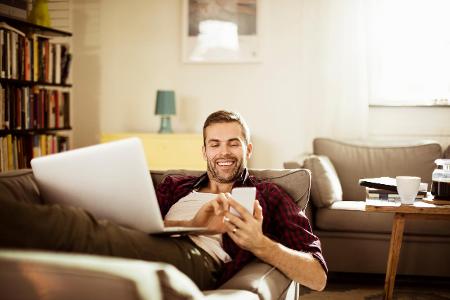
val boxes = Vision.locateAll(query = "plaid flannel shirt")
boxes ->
[156,169,327,285]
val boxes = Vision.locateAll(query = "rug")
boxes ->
[300,273,450,300]
[301,288,450,300]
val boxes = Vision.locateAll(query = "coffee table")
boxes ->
[365,199,450,300]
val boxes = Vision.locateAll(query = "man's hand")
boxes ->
[190,193,230,233]
[223,195,270,254]
[223,194,327,291]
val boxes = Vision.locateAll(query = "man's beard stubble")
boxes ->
[207,155,245,184]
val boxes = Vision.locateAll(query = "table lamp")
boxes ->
[155,90,176,133]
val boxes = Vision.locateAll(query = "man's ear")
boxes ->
[202,145,207,161]
[246,143,253,159]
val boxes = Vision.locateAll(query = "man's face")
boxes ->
[203,122,252,184]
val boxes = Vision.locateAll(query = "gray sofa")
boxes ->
[0,168,311,300]
[285,138,450,277]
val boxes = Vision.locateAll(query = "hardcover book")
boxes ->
[359,177,428,196]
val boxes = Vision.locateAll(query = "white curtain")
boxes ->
[297,0,369,147]
[367,0,450,105]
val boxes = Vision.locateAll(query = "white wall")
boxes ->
[72,0,450,169]
[369,106,450,146]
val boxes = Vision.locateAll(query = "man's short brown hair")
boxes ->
[203,110,251,146]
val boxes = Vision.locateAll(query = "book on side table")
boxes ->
[359,177,428,195]
[361,177,450,205]
[365,188,426,201]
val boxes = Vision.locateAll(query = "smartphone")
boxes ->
[230,187,256,217]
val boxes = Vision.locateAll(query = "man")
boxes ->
[158,110,327,290]
[0,110,326,291]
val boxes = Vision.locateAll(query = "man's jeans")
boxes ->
[0,195,221,290]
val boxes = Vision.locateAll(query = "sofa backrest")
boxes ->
[313,138,442,201]
[0,168,311,211]
[0,169,42,204]
[150,169,311,211]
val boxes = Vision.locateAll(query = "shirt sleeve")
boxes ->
[155,176,175,217]
[264,183,328,273]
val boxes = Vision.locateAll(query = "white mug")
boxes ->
[396,176,421,205]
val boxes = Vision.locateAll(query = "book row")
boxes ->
[0,134,69,172]
[0,84,70,130]
[0,22,72,84]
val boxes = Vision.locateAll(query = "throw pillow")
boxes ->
[303,155,343,207]
[445,145,450,159]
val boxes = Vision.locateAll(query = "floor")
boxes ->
[300,272,450,300]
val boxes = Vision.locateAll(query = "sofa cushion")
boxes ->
[303,155,342,208]
[313,138,442,201]
[151,169,311,211]
[315,201,450,236]
[218,259,292,300]
[203,289,258,300]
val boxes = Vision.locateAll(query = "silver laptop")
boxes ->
[30,138,208,235]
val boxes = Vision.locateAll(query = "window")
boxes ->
[367,0,450,106]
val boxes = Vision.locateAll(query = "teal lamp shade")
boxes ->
[155,90,176,133]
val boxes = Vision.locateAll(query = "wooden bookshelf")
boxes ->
[0,13,72,37]
[0,78,72,87]
[0,127,72,134]
[0,15,72,172]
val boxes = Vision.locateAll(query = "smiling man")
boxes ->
[158,110,328,290]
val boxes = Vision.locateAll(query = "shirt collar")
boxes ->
[193,168,251,190]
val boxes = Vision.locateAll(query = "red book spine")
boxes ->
[54,90,59,128]
[24,38,30,81]
[39,89,44,129]
[45,40,49,82]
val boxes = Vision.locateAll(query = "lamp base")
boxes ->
[158,116,173,133]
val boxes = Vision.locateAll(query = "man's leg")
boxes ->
[0,197,221,290]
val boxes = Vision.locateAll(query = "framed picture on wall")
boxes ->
[182,0,261,63]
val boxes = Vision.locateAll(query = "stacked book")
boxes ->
[366,187,427,201]
[360,177,428,201]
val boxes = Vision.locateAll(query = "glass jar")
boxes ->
[431,159,450,199]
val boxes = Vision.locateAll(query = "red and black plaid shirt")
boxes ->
[156,169,328,285]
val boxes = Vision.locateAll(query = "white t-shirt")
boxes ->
[164,191,231,264]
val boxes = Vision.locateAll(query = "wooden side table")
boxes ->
[101,133,206,171]
[365,199,450,300]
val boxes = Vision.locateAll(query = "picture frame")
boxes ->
[182,0,260,64]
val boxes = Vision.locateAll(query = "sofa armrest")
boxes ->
[0,250,204,300]
[218,259,294,300]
